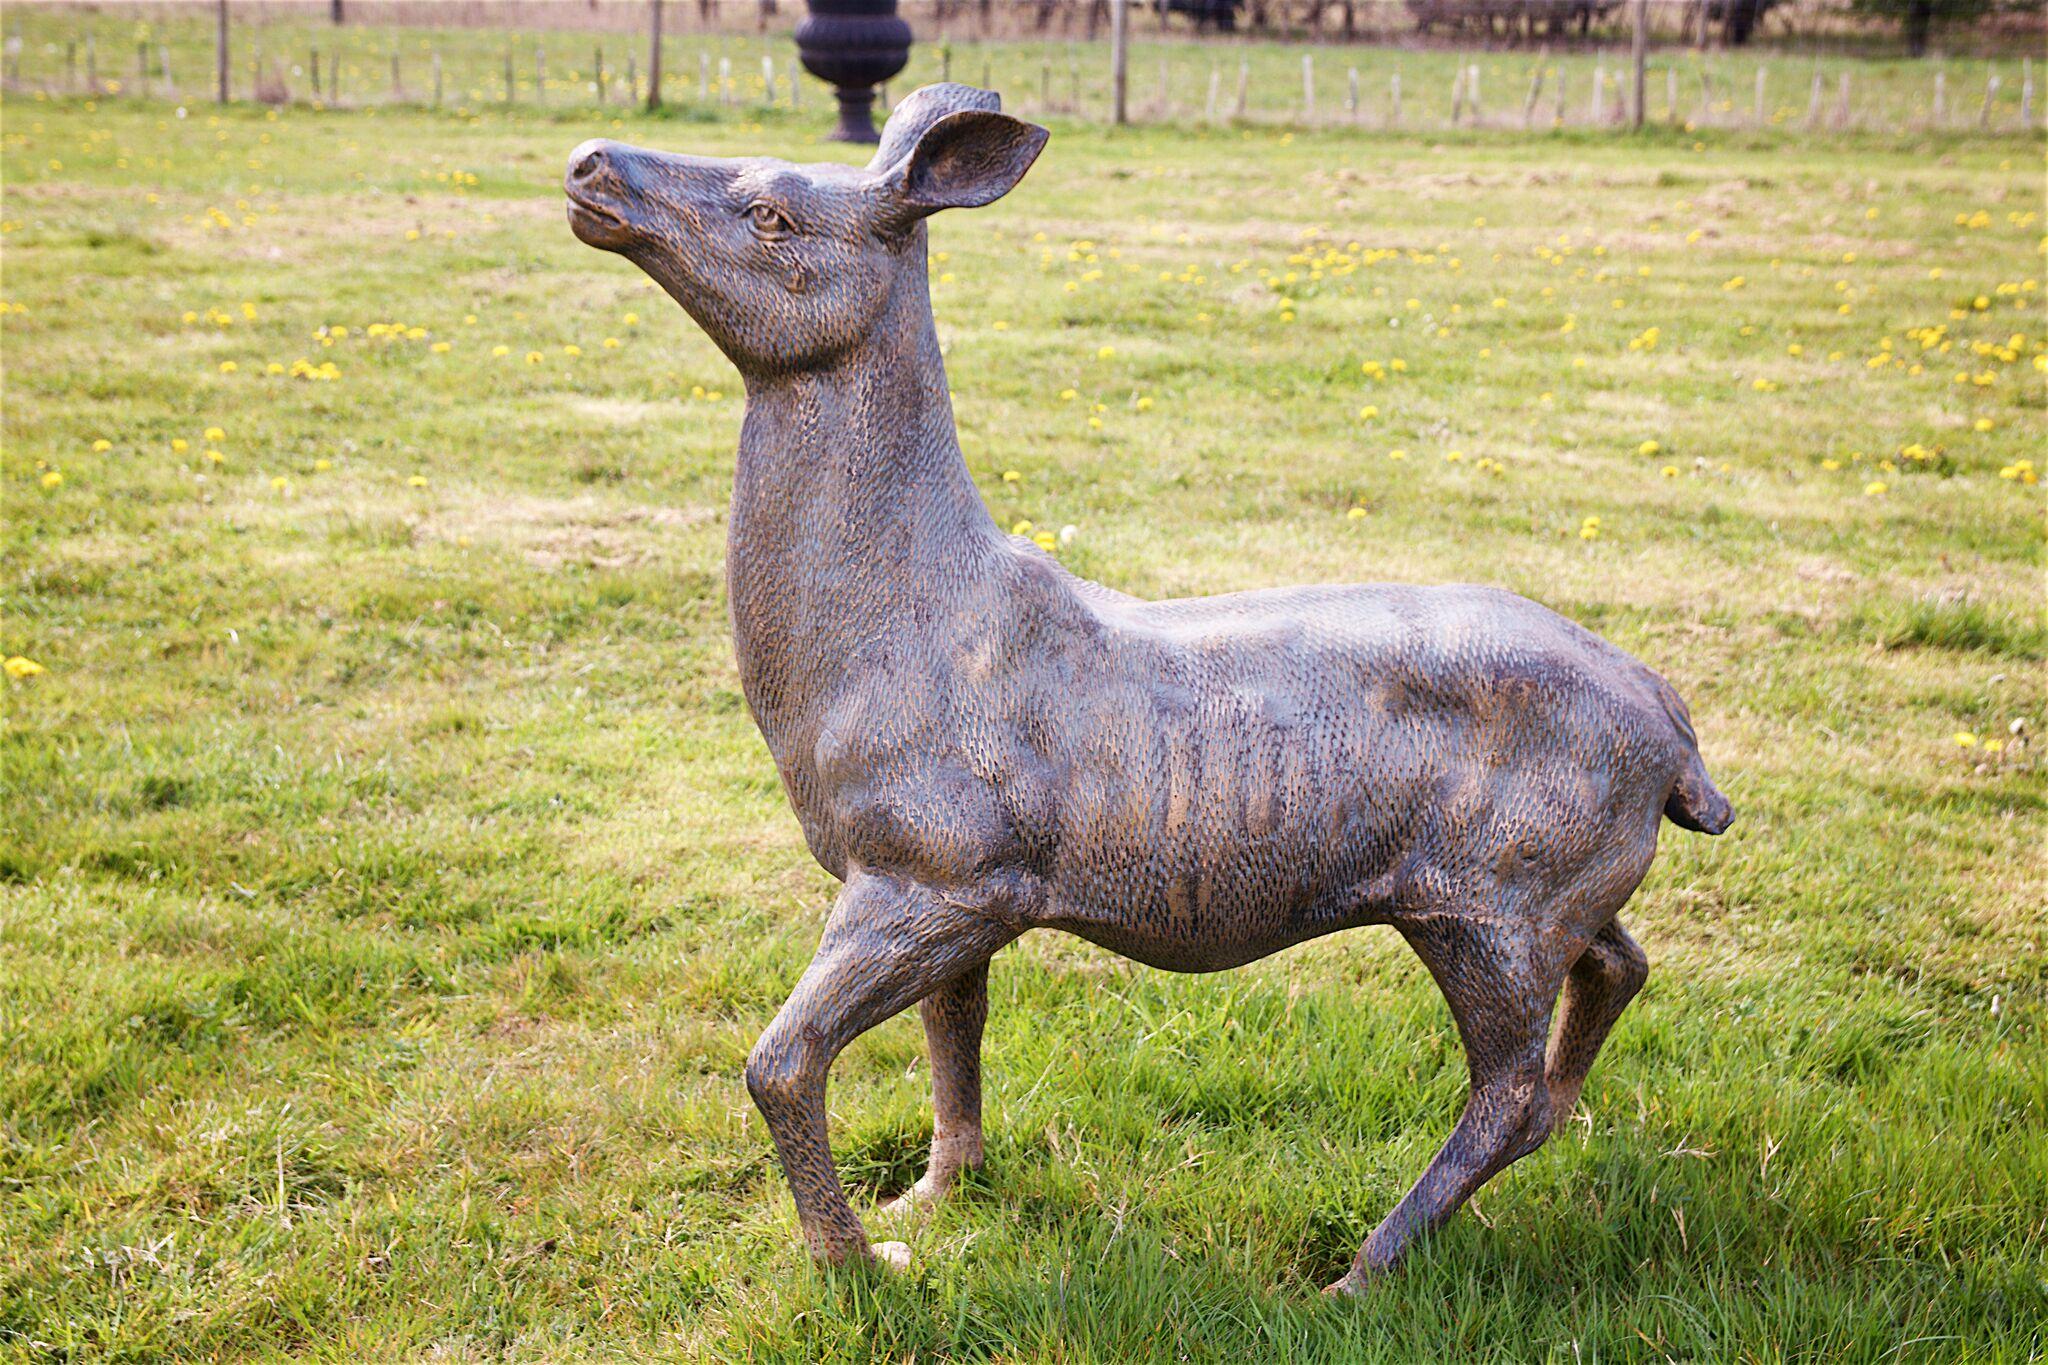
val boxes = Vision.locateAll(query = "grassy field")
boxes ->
[3,39,2046,1364]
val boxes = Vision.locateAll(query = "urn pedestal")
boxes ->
[794,0,913,144]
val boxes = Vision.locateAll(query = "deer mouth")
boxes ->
[565,188,634,249]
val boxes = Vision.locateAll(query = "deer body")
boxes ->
[566,83,1732,1291]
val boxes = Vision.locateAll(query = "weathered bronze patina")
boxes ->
[564,85,1734,1292]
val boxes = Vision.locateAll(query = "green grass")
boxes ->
[2,42,2045,1364]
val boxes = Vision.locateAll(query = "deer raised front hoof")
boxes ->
[1321,1265,1387,1298]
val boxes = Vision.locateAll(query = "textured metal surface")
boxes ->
[565,84,1735,1290]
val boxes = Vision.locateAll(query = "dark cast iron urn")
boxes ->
[795,0,913,144]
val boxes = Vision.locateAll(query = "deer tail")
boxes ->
[1655,677,1735,836]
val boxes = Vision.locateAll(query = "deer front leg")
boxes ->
[882,961,990,1217]
[1326,912,1571,1294]
[746,874,1016,1269]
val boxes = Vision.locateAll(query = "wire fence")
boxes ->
[2,1,2040,134]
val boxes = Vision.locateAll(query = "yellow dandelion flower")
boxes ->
[1002,470,1023,484]
[39,470,63,489]
[408,474,428,487]
[1638,440,1661,457]
[1953,731,1977,747]
[92,439,112,453]
[3,656,46,679]
[1863,481,1888,496]
[492,345,510,357]
[219,361,238,373]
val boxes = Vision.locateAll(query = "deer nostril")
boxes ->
[573,150,604,180]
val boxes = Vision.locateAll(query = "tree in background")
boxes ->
[1850,0,2009,54]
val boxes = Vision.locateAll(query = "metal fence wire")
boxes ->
[3,0,2039,134]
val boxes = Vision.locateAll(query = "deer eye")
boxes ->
[746,202,792,241]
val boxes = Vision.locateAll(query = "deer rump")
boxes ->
[934,575,1727,973]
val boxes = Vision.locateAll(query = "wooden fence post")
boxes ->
[1109,0,1128,125]
[1631,0,1647,129]
[216,0,230,103]
[648,0,664,110]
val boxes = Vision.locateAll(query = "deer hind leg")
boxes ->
[1327,910,1571,1294]
[1545,917,1648,1131]
[745,875,1016,1269]
[881,961,990,1217]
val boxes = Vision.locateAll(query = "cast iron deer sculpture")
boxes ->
[565,84,1733,1293]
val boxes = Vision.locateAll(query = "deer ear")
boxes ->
[890,109,1049,217]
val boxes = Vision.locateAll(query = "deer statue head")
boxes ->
[564,84,1047,378]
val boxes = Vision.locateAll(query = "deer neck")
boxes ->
[725,263,998,750]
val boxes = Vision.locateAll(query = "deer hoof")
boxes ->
[1321,1268,1379,1298]
[880,1175,943,1218]
[871,1240,913,1272]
